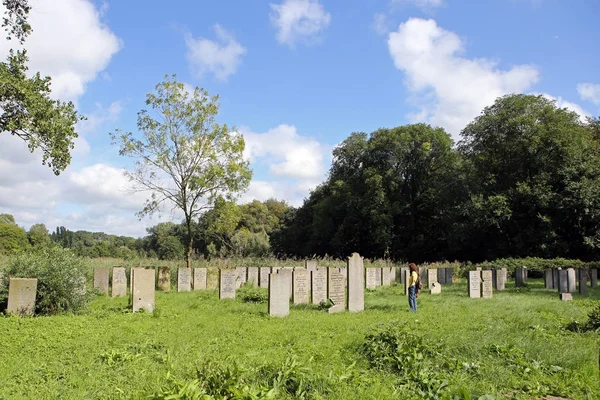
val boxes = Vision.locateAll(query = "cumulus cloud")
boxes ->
[77,101,124,135]
[387,18,540,138]
[270,0,331,47]
[577,83,600,106]
[0,0,122,102]
[372,13,392,36]
[185,24,246,81]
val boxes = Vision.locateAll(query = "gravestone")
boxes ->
[132,268,155,312]
[381,267,391,286]
[481,270,493,283]
[427,269,438,289]
[311,268,328,304]
[278,268,293,299]
[219,269,237,299]
[567,268,576,293]
[366,268,378,289]
[374,268,382,287]
[557,269,568,293]
[235,267,247,289]
[328,268,345,313]
[7,278,37,316]
[93,267,109,295]
[437,269,446,285]
[496,268,507,291]
[468,271,481,298]
[579,272,588,295]
[492,269,497,289]
[292,269,309,304]
[247,267,259,286]
[544,269,553,289]
[259,267,271,288]
[157,267,170,291]
[476,267,482,271]
[178,268,192,292]
[592,269,598,288]
[418,267,428,287]
[347,252,365,312]
[445,268,453,285]
[305,260,317,273]
[206,268,218,290]
[112,267,127,297]
[389,267,396,283]
[515,268,527,287]
[553,269,558,289]
[560,293,573,301]
[482,280,493,298]
[269,272,290,317]
[193,268,207,290]
[430,281,441,295]
[339,267,348,281]
[401,267,409,286]
[403,269,409,296]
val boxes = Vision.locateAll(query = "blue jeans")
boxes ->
[408,285,417,312]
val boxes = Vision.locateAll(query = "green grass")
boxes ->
[1,280,599,399]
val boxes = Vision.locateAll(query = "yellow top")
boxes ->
[409,271,418,287]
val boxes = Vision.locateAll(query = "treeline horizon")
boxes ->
[2,94,600,263]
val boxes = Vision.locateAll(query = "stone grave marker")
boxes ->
[339,267,348,281]
[93,267,109,294]
[365,268,378,289]
[311,268,327,304]
[178,268,192,292]
[567,268,576,293]
[476,267,482,271]
[259,267,271,288]
[269,272,290,317]
[592,269,598,288]
[515,268,527,287]
[292,269,309,304]
[132,268,155,313]
[544,269,553,289]
[496,268,507,291]
[579,271,588,295]
[305,260,317,273]
[193,268,207,290]
[347,252,365,312]
[220,269,237,299]
[278,268,293,299]
[445,268,453,285]
[374,268,382,287]
[468,271,481,298]
[557,269,568,293]
[427,269,438,289]
[235,267,247,289]
[112,267,127,297]
[247,267,259,286]
[7,278,37,316]
[553,269,559,289]
[481,270,493,283]
[430,281,441,295]
[560,293,573,301]
[157,267,170,291]
[381,267,391,286]
[206,268,218,290]
[328,268,345,313]
[418,267,428,287]
[437,269,446,285]
[482,280,493,298]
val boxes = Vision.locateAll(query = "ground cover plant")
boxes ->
[0,272,598,399]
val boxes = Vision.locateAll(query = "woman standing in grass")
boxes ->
[408,263,419,312]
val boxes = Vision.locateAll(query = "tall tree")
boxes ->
[0,0,83,175]
[111,75,252,268]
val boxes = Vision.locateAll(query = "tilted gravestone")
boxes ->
[468,271,481,298]
[381,267,391,286]
[292,269,309,305]
[247,267,259,286]
[178,268,192,292]
[206,268,219,290]
[557,269,568,293]
[427,269,438,289]
[235,267,247,289]
[131,268,155,312]
[7,278,37,316]
[365,268,378,289]
[567,268,576,293]
[112,267,127,297]
[544,269,553,289]
[93,267,109,294]
[259,267,271,289]
[592,269,598,288]
[269,272,290,317]
[496,268,507,291]
[430,281,441,295]
[193,268,207,290]
[311,268,327,304]
[445,268,453,285]
[579,271,588,295]
[220,269,237,299]
[482,280,493,298]
[328,268,345,313]
[157,267,170,291]
[347,252,365,312]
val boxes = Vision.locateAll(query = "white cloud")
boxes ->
[77,100,124,134]
[387,18,540,138]
[185,24,246,81]
[270,0,331,47]
[0,0,122,102]
[577,83,600,106]
[373,13,392,36]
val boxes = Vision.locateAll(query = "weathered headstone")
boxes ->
[553,269,558,289]
[132,268,155,313]
[93,267,109,294]
[305,260,317,273]
[278,268,293,299]
[193,268,207,290]
[112,267,127,297]
[235,267,247,289]
[476,267,482,271]
[292,269,309,304]
[206,268,218,290]
[259,267,271,288]
[269,272,290,317]
[468,271,481,298]
[339,267,348,281]
[544,269,553,289]
[7,278,37,316]
[437,269,446,285]
[178,268,192,292]
[427,269,438,289]
[157,267,170,291]
[389,267,396,283]
[496,268,507,291]
[247,267,259,286]
[560,292,572,301]
[579,271,588,295]
[366,268,378,289]
[445,268,453,285]
[592,269,598,288]
[418,267,428,287]
[381,267,391,286]
[558,269,568,293]
[515,268,527,287]
[347,252,365,312]
[481,270,493,283]
[328,268,345,313]
[482,280,493,298]
[219,269,237,299]
[374,268,382,287]
[567,268,576,293]
[430,281,441,295]
[311,268,327,304]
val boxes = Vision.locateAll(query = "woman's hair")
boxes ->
[409,263,418,274]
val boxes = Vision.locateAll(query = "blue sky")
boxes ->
[0,0,599,237]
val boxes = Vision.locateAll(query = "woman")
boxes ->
[408,263,419,312]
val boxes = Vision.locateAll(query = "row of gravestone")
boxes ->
[543,268,598,301]
[467,268,507,299]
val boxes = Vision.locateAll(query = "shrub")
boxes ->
[0,247,93,315]
[238,284,268,303]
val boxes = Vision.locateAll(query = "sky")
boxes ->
[0,0,599,238]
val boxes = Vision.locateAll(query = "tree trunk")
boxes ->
[185,217,193,269]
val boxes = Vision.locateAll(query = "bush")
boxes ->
[0,247,93,315]
[238,284,268,303]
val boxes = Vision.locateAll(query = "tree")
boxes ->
[0,213,16,224]
[28,222,50,248]
[0,0,83,175]
[0,222,29,254]
[111,75,252,268]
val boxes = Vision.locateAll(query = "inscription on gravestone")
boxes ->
[178,268,192,292]
[366,268,378,289]
[311,268,327,304]
[193,268,207,290]
[328,269,345,312]
[293,269,309,304]
[347,253,365,312]
[468,271,481,298]
[482,280,493,298]
[7,278,37,316]
[247,267,259,286]
[269,273,289,317]
[259,267,271,288]
[157,267,170,291]
[220,269,237,299]
[112,267,127,297]
[481,270,493,282]
[132,268,155,313]
[93,267,109,294]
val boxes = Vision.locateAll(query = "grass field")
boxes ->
[1,279,598,399]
